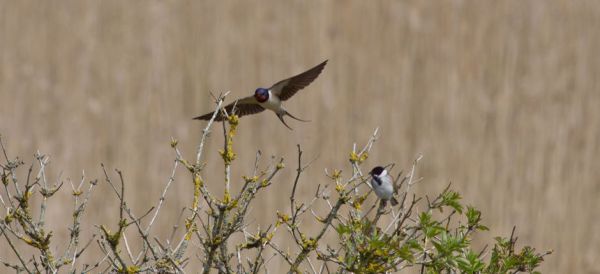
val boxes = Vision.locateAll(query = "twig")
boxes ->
[0,225,31,273]
[196,91,230,165]
[145,156,179,235]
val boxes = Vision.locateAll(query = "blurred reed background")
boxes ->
[1,1,599,273]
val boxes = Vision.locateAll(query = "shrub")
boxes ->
[0,94,550,273]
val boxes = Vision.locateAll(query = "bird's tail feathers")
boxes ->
[277,115,294,130]
[390,197,399,206]
[285,111,310,122]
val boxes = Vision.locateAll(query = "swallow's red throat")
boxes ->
[255,93,268,103]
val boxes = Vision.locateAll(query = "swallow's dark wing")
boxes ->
[270,60,327,101]
[193,96,265,121]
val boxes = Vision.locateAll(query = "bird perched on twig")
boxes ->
[193,60,328,130]
[369,166,399,206]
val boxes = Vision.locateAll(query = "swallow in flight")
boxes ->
[193,60,328,130]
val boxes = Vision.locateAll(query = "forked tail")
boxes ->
[285,111,310,122]
[277,115,294,130]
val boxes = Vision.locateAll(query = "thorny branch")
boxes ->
[0,94,550,273]
[0,135,96,273]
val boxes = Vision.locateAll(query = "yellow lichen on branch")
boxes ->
[191,173,202,210]
[183,173,202,241]
[349,151,368,164]
[352,193,368,211]
[184,218,197,241]
[219,114,239,165]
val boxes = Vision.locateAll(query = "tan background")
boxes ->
[1,1,599,273]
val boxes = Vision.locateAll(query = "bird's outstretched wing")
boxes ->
[193,96,265,121]
[270,60,328,101]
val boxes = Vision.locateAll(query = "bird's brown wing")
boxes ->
[193,96,265,121]
[270,60,328,101]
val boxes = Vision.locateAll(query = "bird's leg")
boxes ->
[284,110,310,122]
[380,199,388,207]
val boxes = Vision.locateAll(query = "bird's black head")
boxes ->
[369,166,385,177]
[254,88,269,103]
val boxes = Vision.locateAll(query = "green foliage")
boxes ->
[485,235,549,273]
[0,111,550,273]
[325,185,551,273]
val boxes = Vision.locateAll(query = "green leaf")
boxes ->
[442,190,464,213]
[459,250,485,273]
[336,224,351,235]
[397,244,415,263]
[465,206,485,230]
[419,212,433,226]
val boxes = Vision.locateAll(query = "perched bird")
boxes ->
[193,60,328,130]
[369,166,399,206]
